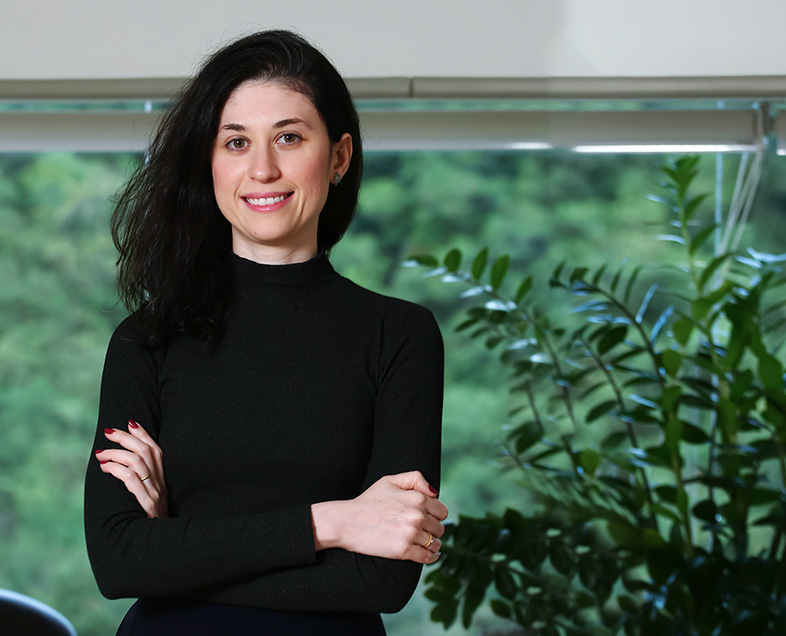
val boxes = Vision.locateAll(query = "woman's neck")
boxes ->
[231,238,318,265]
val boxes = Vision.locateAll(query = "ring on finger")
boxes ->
[423,532,433,548]
[140,474,151,482]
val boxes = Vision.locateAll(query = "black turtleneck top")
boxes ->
[84,254,444,618]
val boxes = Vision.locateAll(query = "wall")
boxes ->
[3,0,786,83]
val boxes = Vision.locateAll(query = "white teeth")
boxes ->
[246,195,287,206]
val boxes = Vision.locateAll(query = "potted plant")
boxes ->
[412,157,786,635]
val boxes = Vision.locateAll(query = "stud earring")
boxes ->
[331,173,342,186]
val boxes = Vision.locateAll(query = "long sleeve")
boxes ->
[84,257,444,614]
[84,317,318,600]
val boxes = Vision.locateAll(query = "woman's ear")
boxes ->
[331,133,353,178]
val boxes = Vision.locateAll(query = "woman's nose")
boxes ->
[248,147,280,182]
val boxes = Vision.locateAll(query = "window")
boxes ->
[2,94,785,635]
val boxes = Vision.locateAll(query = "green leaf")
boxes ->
[455,317,479,332]
[623,265,643,304]
[691,297,713,321]
[636,284,658,324]
[673,316,693,346]
[655,485,678,504]
[570,267,588,283]
[470,325,489,339]
[550,540,576,576]
[579,449,601,477]
[648,193,673,208]
[494,567,517,600]
[651,305,674,344]
[664,415,683,455]
[617,594,639,614]
[724,320,750,372]
[485,335,503,349]
[661,385,682,412]
[444,248,462,273]
[682,423,710,444]
[601,431,629,450]
[489,599,511,619]
[515,276,533,304]
[490,255,510,291]
[586,399,617,423]
[638,444,672,468]
[610,266,623,293]
[430,600,458,628]
[592,263,608,286]
[758,353,783,390]
[598,325,627,355]
[683,193,708,222]
[661,349,682,378]
[512,421,544,453]
[698,253,731,292]
[679,393,716,410]
[688,223,717,256]
[461,587,485,629]
[692,499,718,522]
[471,247,489,280]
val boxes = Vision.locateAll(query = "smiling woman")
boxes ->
[211,81,352,264]
[83,30,446,636]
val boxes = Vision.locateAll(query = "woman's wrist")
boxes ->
[311,500,349,551]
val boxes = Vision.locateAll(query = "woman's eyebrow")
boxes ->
[273,117,310,129]
[218,118,311,132]
[219,123,246,132]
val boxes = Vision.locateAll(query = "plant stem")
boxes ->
[585,343,657,525]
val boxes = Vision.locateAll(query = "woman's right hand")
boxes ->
[95,420,168,518]
[311,471,448,564]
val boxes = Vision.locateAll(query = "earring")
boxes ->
[331,173,342,186]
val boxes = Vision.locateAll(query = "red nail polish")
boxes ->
[95,449,104,455]
[128,420,139,429]
[104,428,114,435]
[99,460,109,465]
[428,485,439,496]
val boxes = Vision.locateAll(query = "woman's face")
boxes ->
[211,80,352,264]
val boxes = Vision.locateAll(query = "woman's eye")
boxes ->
[228,138,247,149]
[278,133,301,145]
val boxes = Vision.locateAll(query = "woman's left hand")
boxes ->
[95,420,168,518]
[311,471,448,564]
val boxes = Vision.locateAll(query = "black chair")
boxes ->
[0,589,77,635]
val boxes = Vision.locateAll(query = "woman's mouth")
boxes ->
[243,193,292,206]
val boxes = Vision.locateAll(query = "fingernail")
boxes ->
[99,460,109,465]
[128,420,139,429]
[428,485,439,496]
[95,449,104,455]
[104,428,114,435]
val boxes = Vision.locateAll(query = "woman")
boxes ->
[84,30,447,635]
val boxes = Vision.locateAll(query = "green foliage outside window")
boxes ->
[2,149,786,635]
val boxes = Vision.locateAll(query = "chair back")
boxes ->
[0,589,77,636]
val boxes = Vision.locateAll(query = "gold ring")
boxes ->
[140,474,151,482]
[423,532,433,548]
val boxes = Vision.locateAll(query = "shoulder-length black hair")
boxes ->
[112,30,363,345]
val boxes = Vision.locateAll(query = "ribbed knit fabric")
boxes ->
[84,253,444,631]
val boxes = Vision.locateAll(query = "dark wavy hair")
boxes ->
[112,30,363,345]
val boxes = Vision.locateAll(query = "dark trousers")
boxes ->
[117,598,387,636]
